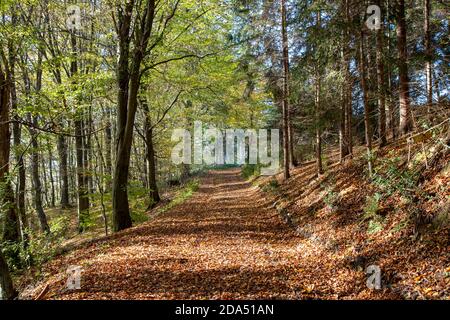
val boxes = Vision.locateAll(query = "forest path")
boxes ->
[44,169,305,299]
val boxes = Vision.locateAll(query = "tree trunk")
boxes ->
[29,115,50,234]
[7,40,26,240]
[345,0,353,157]
[23,53,50,234]
[0,251,16,300]
[424,0,433,119]
[315,11,323,176]
[70,31,90,233]
[376,0,387,146]
[359,29,373,176]
[386,0,396,140]
[0,66,20,243]
[48,145,56,207]
[396,0,412,135]
[281,0,290,179]
[145,126,160,209]
[104,106,113,181]
[315,69,323,176]
[112,0,156,231]
[75,119,89,233]
[57,134,70,208]
[340,0,351,161]
[281,0,295,167]
[41,154,50,207]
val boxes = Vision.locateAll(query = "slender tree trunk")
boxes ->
[345,0,353,157]
[0,66,20,243]
[281,0,295,167]
[340,1,351,161]
[396,0,412,135]
[376,0,387,146]
[424,0,433,119]
[315,68,323,176]
[7,39,27,239]
[28,114,50,234]
[70,31,89,233]
[75,119,89,232]
[386,0,396,140]
[315,11,323,176]
[139,99,156,196]
[145,126,160,209]
[41,154,50,207]
[281,0,290,179]
[340,44,348,162]
[23,53,50,234]
[57,134,70,208]
[48,144,56,207]
[0,251,16,300]
[359,29,373,176]
[104,106,113,181]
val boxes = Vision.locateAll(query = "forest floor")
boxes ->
[18,146,449,299]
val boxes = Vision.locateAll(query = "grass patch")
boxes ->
[158,179,200,214]
[261,179,280,194]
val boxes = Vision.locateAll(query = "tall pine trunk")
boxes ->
[424,0,433,119]
[280,0,290,179]
[376,0,387,146]
[396,0,412,135]
[359,29,373,176]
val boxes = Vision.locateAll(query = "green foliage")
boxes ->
[1,227,65,273]
[324,186,340,211]
[261,179,280,194]
[372,157,418,198]
[159,179,200,214]
[362,193,385,234]
[241,164,261,180]
[362,193,382,220]
[391,218,410,234]
[367,220,384,235]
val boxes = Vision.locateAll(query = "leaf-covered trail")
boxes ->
[39,169,306,299]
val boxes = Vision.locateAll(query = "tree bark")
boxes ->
[112,0,156,231]
[340,0,351,161]
[57,133,70,208]
[48,145,55,208]
[359,29,373,176]
[104,106,113,181]
[315,11,323,176]
[424,0,433,119]
[146,126,160,209]
[280,0,290,179]
[396,0,412,135]
[376,0,387,146]
[386,0,396,140]
[0,251,16,300]
[71,32,90,233]
[0,65,20,243]
[315,69,323,176]
[28,115,50,234]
